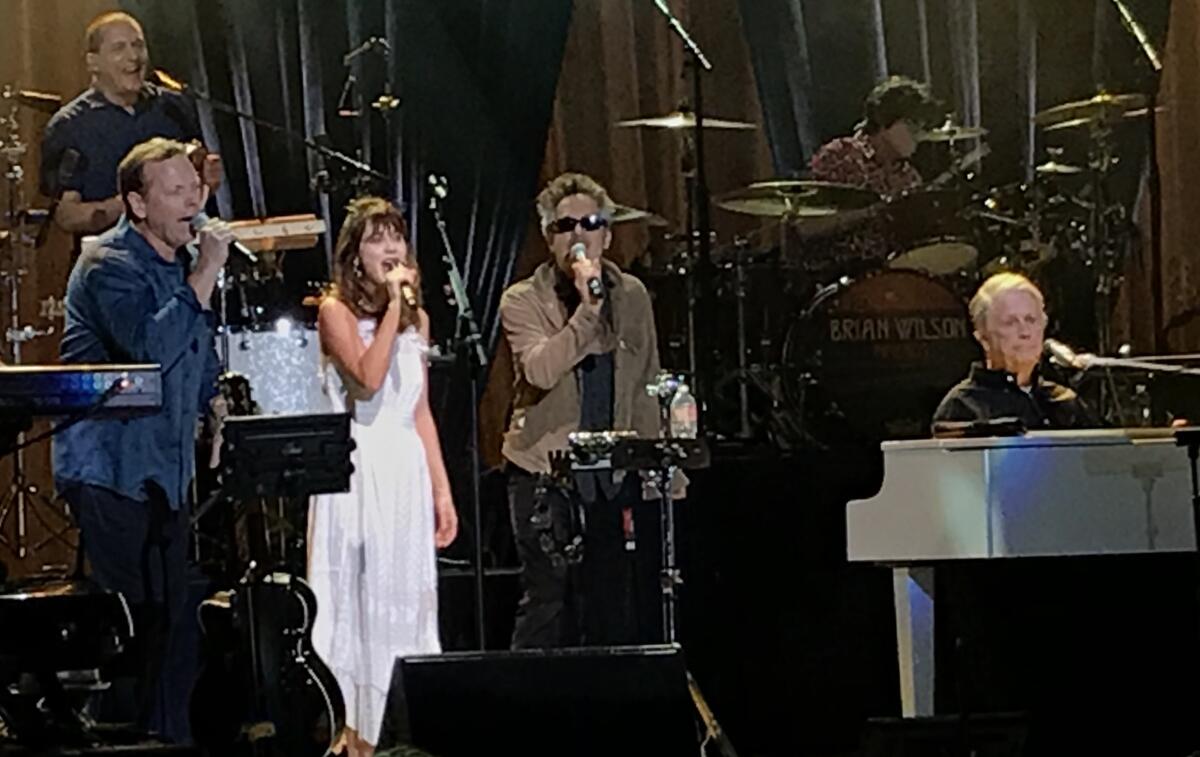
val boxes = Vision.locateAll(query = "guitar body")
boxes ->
[190,572,345,757]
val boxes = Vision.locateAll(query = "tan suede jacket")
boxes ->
[499,259,663,474]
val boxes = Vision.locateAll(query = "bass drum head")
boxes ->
[784,270,978,439]
[219,326,329,415]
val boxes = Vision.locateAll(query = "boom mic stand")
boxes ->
[650,1,715,424]
[152,69,388,192]
[426,174,489,649]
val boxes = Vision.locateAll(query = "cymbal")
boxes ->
[714,180,879,218]
[1034,92,1147,129]
[1,85,61,115]
[612,203,669,227]
[615,110,757,130]
[1042,103,1164,133]
[1035,160,1084,176]
[918,123,988,142]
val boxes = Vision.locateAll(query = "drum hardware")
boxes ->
[926,141,991,189]
[1036,91,1144,355]
[0,85,75,562]
[885,187,980,275]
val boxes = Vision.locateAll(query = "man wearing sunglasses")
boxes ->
[499,172,668,648]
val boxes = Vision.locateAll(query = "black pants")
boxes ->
[508,468,663,649]
[64,483,192,742]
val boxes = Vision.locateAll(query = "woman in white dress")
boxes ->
[308,196,458,757]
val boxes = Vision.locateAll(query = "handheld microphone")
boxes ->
[1044,338,1085,370]
[383,260,418,308]
[190,212,258,264]
[570,242,604,300]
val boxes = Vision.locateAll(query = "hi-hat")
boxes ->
[616,110,757,130]
[612,203,669,227]
[918,123,988,142]
[715,180,879,218]
[1034,92,1147,129]
[1035,160,1084,176]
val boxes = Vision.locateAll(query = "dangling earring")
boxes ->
[353,257,365,278]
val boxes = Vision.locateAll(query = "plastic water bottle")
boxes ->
[669,383,698,439]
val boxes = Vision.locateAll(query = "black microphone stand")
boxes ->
[1108,0,1164,354]
[156,72,388,188]
[649,1,715,424]
[427,174,489,650]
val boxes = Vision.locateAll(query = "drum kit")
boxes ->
[615,90,1152,443]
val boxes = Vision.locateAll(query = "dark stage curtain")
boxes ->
[1116,0,1200,355]
[125,0,574,570]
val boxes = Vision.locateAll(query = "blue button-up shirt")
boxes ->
[54,219,219,509]
[39,84,199,201]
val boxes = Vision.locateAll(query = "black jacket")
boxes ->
[932,362,1095,432]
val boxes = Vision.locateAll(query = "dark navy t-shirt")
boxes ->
[39,84,200,201]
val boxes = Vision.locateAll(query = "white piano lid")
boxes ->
[882,428,1180,451]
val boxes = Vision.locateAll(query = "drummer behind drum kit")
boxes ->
[619,91,1155,443]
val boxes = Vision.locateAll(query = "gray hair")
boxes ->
[535,172,615,238]
[969,272,1045,331]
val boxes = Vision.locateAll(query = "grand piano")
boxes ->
[847,429,1197,717]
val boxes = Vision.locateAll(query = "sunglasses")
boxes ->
[551,214,609,234]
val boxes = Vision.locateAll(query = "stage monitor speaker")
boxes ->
[377,643,697,757]
[861,712,1028,757]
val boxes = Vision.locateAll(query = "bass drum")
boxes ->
[783,270,978,439]
[219,325,329,414]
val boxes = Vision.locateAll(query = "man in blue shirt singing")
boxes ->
[54,137,232,738]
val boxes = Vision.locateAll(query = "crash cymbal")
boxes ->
[1035,160,1084,176]
[918,123,988,142]
[1,85,62,115]
[615,110,757,130]
[612,203,669,227]
[1033,92,1147,129]
[714,180,879,218]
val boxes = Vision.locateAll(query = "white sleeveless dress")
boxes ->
[308,322,441,745]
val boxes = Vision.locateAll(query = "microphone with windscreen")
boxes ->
[383,259,418,308]
[570,242,604,299]
[189,212,257,264]
[1044,338,1086,370]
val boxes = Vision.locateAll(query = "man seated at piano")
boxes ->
[933,272,1094,432]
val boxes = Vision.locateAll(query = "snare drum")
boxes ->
[886,188,979,275]
[782,270,978,438]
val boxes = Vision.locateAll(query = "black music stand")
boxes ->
[219,413,354,574]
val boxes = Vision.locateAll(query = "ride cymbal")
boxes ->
[714,180,879,218]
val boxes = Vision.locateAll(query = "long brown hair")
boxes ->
[326,196,422,329]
